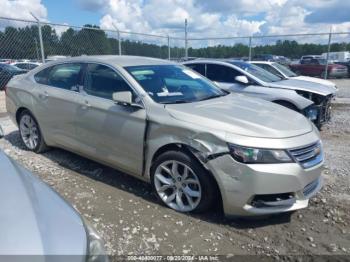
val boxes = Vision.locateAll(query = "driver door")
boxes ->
[205,63,271,99]
[205,63,246,92]
[74,63,147,176]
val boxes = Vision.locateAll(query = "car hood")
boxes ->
[0,151,87,256]
[166,94,313,139]
[268,79,336,96]
[291,76,336,88]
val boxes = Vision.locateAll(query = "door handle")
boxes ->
[81,100,91,110]
[38,91,49,99]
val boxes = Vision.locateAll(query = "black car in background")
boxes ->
[0,64,26,90]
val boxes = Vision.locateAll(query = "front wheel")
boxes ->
[18,110,48,153]
[151,151,216,213]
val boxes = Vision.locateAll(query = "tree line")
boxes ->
[0,24,349,60]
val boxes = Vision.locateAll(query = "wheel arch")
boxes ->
[16,107,31,124]
[150,143,223,209]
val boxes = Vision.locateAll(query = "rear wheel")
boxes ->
[18,110,48,153]
[151,150,216,213]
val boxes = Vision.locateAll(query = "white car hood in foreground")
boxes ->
[292,75,336,88]
[166,94,313,139]
[269,79,336,96]
[0,151,87,256]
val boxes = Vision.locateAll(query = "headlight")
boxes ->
[84,221,109,262]
[228,144,293,164]
[305,106,318,121]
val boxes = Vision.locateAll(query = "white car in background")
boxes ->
[251,61,337,89]
[11,61,41,72]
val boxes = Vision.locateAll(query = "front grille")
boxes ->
[288,142,323,169]
[303,178,319,196]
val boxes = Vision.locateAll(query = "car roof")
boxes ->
[250,61,274,65]
[183,58,243,64]
[45,55,178,67]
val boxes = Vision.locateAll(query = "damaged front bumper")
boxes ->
[301,94,334,127]
[204,154,324,217]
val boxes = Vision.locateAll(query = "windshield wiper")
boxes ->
[162,100,193,104]
[198,94,225,102]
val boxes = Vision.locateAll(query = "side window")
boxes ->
[186,64,205,76]
[84,64,133,100]
[260,64,283,77]
[28,64,38,70]
[301,59,311,65]
[206,64,239,83]
[47,63,82,90]
[34,67,52,85]
[311,59,319,65]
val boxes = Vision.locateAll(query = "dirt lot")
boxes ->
[0,80,349,259]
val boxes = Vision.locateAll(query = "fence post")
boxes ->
[118,30,122,56]
[112,23,122,55]
[31,13,45,63]
[167,35,171,60]
[325,27,332,79]
[185,19,188,60]
[248,37,252,61]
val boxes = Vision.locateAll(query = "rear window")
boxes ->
[34,67,52,85]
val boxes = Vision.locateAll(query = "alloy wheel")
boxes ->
[19,114,39,150]
[154,160,202,212]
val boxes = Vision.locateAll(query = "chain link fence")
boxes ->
[0,16,349,78]
[0,17,186,63]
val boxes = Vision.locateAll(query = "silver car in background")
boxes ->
[6,55,323,216]
[0,126,107,261]
[183,59,336,128]
[251,61,337,88]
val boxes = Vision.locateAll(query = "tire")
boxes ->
[151,150,216,213]
[18,110,48,153]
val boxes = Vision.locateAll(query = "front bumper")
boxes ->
[328,70,348,78]
[205,154,324,217]
[303,95,333,127]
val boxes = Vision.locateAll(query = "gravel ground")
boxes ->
[333,79,350,98]
[0,80,349,259]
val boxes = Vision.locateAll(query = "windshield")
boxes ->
[273,63,297,77]
[1,64,22,73]
[125,65,227,104]
[230,61,283,83]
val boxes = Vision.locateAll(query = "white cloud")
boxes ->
[0,0,47,21]
[98,0,264,46]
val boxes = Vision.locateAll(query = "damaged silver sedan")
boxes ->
[6,56,324,216]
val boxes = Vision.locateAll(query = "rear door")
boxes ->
[32,63,83,149]
[75,63,147,176]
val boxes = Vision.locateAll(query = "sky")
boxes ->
[0,0,349,44]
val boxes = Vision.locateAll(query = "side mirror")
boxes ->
[112,91,132,105]
[235,75,249,85]
[112,91,144,109]
[0,125,4,139]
